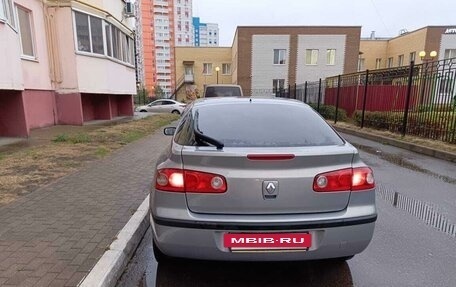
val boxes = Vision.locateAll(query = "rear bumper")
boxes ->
[150,189,376,261]
[151,213,376,261]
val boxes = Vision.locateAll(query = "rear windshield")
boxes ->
[193,102,344,147]
[205,87,242,97]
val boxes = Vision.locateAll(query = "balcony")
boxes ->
[184,74,194,83]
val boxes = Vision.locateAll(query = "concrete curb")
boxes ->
[333,126,456,163]
[78,195,150,287]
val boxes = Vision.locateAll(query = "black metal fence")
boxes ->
[284,58,456,144]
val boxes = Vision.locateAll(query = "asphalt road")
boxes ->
[117,133,456,287]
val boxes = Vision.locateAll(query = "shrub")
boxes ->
[308,103,347,121]
[53,134,69,143]
[353,110,456,143]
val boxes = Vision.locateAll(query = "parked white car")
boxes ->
[136,99,186,114]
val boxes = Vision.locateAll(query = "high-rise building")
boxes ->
[139,0,218,98]
[193,17,219,47]
[175,0,194,46]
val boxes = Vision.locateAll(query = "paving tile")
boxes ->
[0,130,170,285]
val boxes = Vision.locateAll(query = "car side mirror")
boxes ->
[163,127,176,136]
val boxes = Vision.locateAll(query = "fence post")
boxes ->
[294,83,297,99]
[317,78,322,112]
[288,84,291,98]
[402,60,415,137]
[334,75,341,124]
[361,70,370,129]
[304,81,308,103]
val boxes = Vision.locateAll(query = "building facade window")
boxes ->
[273,49,286,65]
[16,5,35,58]
[74,11,134,66]
[74,11,91,52]
[358,58,365,71]
[375,58,382,69]
[409,52,416,63]
[387,57,393,68]
[90,16,103,54]
[105,23,112,57]
[326,49,336,65]
[444,49,456,59]
[203,63,212,75]
[222,63,231,75]
[305,49,318,65]
[398,54,404,66]
[0,0,15,27]
[273,79,285,92]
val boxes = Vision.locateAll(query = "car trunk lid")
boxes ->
[182,145,355,215]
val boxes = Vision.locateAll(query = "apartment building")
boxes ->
[0,0,136,137]
[174,26,360,99]
[360,26,456,70]
[175,0,193,46]
[193,17,219,47]
[139,0,221,97]
[233,26,361,94]
[175,47,232,101]
[139,0,192,98]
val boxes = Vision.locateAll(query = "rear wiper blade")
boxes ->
[193,111,224,150]
[194,128,224,150]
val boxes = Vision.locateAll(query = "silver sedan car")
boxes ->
[150,97,376,262]
[136,99,186,114]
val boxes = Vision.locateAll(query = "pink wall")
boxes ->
[81,94,95,121]
[82,94,112,121]
[116,95,134,116]
[55,93,84,125]
[0,91,28,137]
[22,90,57,129]
[94,95,112,120]
[110,96,119,117]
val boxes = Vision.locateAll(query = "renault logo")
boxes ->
[266,182,276,194]
[263,181,279,199]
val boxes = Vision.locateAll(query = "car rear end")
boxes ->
[150,98,376,261]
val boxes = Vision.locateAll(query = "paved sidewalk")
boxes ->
[0,129,170,286]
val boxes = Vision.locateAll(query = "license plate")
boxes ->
[224,233,312,249]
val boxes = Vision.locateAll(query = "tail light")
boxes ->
[313,167,375,192]
[155,168,227,193]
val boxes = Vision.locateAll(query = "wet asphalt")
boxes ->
[116,133,456,287]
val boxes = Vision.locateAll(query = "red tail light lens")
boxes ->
[155,169,227,193]
[313,167,375,192]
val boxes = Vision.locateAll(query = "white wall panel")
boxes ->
[251,35,290,93]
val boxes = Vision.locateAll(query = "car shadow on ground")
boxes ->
[155,258,353,287]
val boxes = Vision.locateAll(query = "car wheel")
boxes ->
[153,240,171,263]
[140,109,147,113]
[171,110,180,115]
[333,255,355,262]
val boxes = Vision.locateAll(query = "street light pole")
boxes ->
[418,50,437,106]
[215,66,220,84]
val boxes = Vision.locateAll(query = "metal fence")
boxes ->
[288,58,456,143]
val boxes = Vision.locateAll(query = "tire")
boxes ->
[153,240,171,263]
[140,110,147,113]
[333,255,355,262]
[171,110,180,114]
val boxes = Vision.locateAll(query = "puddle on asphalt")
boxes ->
[353,143,456,185]
[377,184,456,238]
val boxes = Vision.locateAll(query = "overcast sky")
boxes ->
[192,0,456,46]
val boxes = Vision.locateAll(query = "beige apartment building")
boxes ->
[359,26,456,71]
[174,47,233,101]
